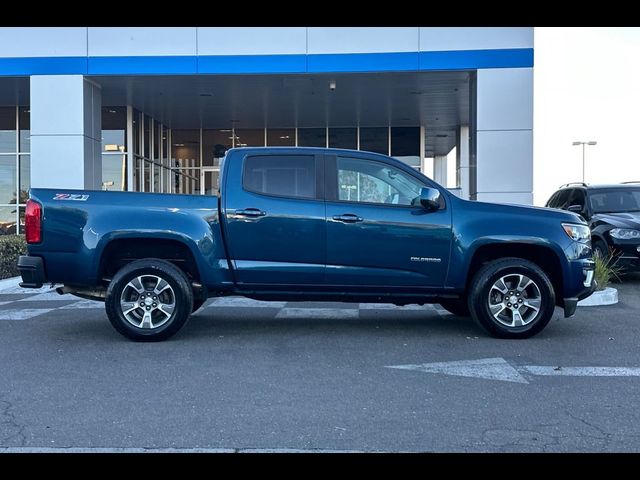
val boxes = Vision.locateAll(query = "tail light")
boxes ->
[25,199,42,244]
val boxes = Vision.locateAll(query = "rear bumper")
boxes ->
[563,259,597,318]
[17,255,46,288]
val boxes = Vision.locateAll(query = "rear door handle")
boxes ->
[235,208,266,217]
[332,213,363,223]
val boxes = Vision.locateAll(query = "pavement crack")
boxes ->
[0,400,27,447]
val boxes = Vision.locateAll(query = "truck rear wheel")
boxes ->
[105,258,194,342]
[468,257,555,339]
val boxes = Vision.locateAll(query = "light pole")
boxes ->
[572,141,597,183]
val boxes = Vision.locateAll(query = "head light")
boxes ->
[562,223,591,242]
[610,228,640,240]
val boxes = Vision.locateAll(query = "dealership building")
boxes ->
[0,27,533,234]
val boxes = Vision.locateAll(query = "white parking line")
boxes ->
[18,291,72,302]
[0,308,55,321]
[209,297,287,308]
[59,300,104,309]
[276,308,359,319]
[0,447,363,453]
[358,303,430,310]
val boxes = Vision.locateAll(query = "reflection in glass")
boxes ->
[329,128,357,149]
[391,127,421,170]
[133,109,141,155]
[0,107,16,153]
[297,128,326,147]
[102,154,126,191]
[0,155,16,204]
[19,154,29,203]
[18,205,25,235]
[267,128,295,147]
[143,115,151,158]
[19,107,30,152]
[234,129,264,147]
[337,156,422,206]
[202,129,232,166]
[359,127,388,155]
[102,107,127,153]
[0,205,17,235]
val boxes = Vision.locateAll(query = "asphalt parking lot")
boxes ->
[1,274,640,453]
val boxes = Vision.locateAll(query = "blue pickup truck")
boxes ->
[18,147,595,341]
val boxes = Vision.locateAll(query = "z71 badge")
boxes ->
[53,193,90,201]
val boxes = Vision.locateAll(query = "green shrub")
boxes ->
[593,250,622,291]
[0,235,27,280]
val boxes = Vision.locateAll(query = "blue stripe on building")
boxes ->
[0,49,534,76]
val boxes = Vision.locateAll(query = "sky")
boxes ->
[534,27,640,205]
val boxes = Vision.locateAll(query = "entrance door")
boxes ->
[324,154,452,289]
[201,167,220,195]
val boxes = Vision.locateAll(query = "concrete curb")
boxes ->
[578,287,618,307]
[0,276,21,292]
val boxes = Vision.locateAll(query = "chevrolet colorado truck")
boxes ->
[18,147,596,341]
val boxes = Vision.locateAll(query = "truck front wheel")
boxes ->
[468,257,556,339]
[105,258,194,342]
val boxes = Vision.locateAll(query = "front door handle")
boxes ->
[235,208,266,217]
[332,213,363,223]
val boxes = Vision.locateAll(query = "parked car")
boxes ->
[545,182,640,270]
[18,147,595,341]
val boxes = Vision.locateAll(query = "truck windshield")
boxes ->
[589,188,640,213]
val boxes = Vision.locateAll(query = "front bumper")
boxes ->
[563,259,597,318]
[610,243,640,270]
[17,255,46,288]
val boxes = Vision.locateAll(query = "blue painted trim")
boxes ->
[198,54,307,74]
[0,57,87,75]
[88,56,198,75]
[308,52,420,73]
[419,48,534,70]
[0,49,533,76]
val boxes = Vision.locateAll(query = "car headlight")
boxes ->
[610,228,640,240]
[562,223,591,242]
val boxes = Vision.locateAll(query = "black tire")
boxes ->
[192,298,206,313]
[593,239,608,259]
[105,258,194,342]
[438,298,471,317]
[467,257,556,339]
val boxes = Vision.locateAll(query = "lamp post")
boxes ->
[572,141,597,183]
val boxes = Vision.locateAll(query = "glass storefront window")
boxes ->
[267,128,295,147]
[102,154,126,191]
[0,155,16,204]
[329,128,356,149]
[132,109,140,156]
[0,107,16,153]
[391,127,420,169]
[202,129,232,166]
[102,107,127,153]
[359,127,388,155]
[18,154,29,203]
[19,107,30,152]
[234,129,264,147]
[143,115,151,159]
[0,205,18,235]
[297,128,326,147]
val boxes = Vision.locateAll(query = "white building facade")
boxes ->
[0,27,533,234]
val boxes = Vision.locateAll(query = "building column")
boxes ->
[476,68,533,205]
[457,125,470,199]
[433,155,447,186]
[30,75,102,190]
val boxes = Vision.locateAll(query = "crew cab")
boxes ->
[18,147,596,341]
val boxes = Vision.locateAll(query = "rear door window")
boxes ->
[243,155,316,199]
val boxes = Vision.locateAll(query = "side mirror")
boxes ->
[567,204,582,213]
[419,187,441,211]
